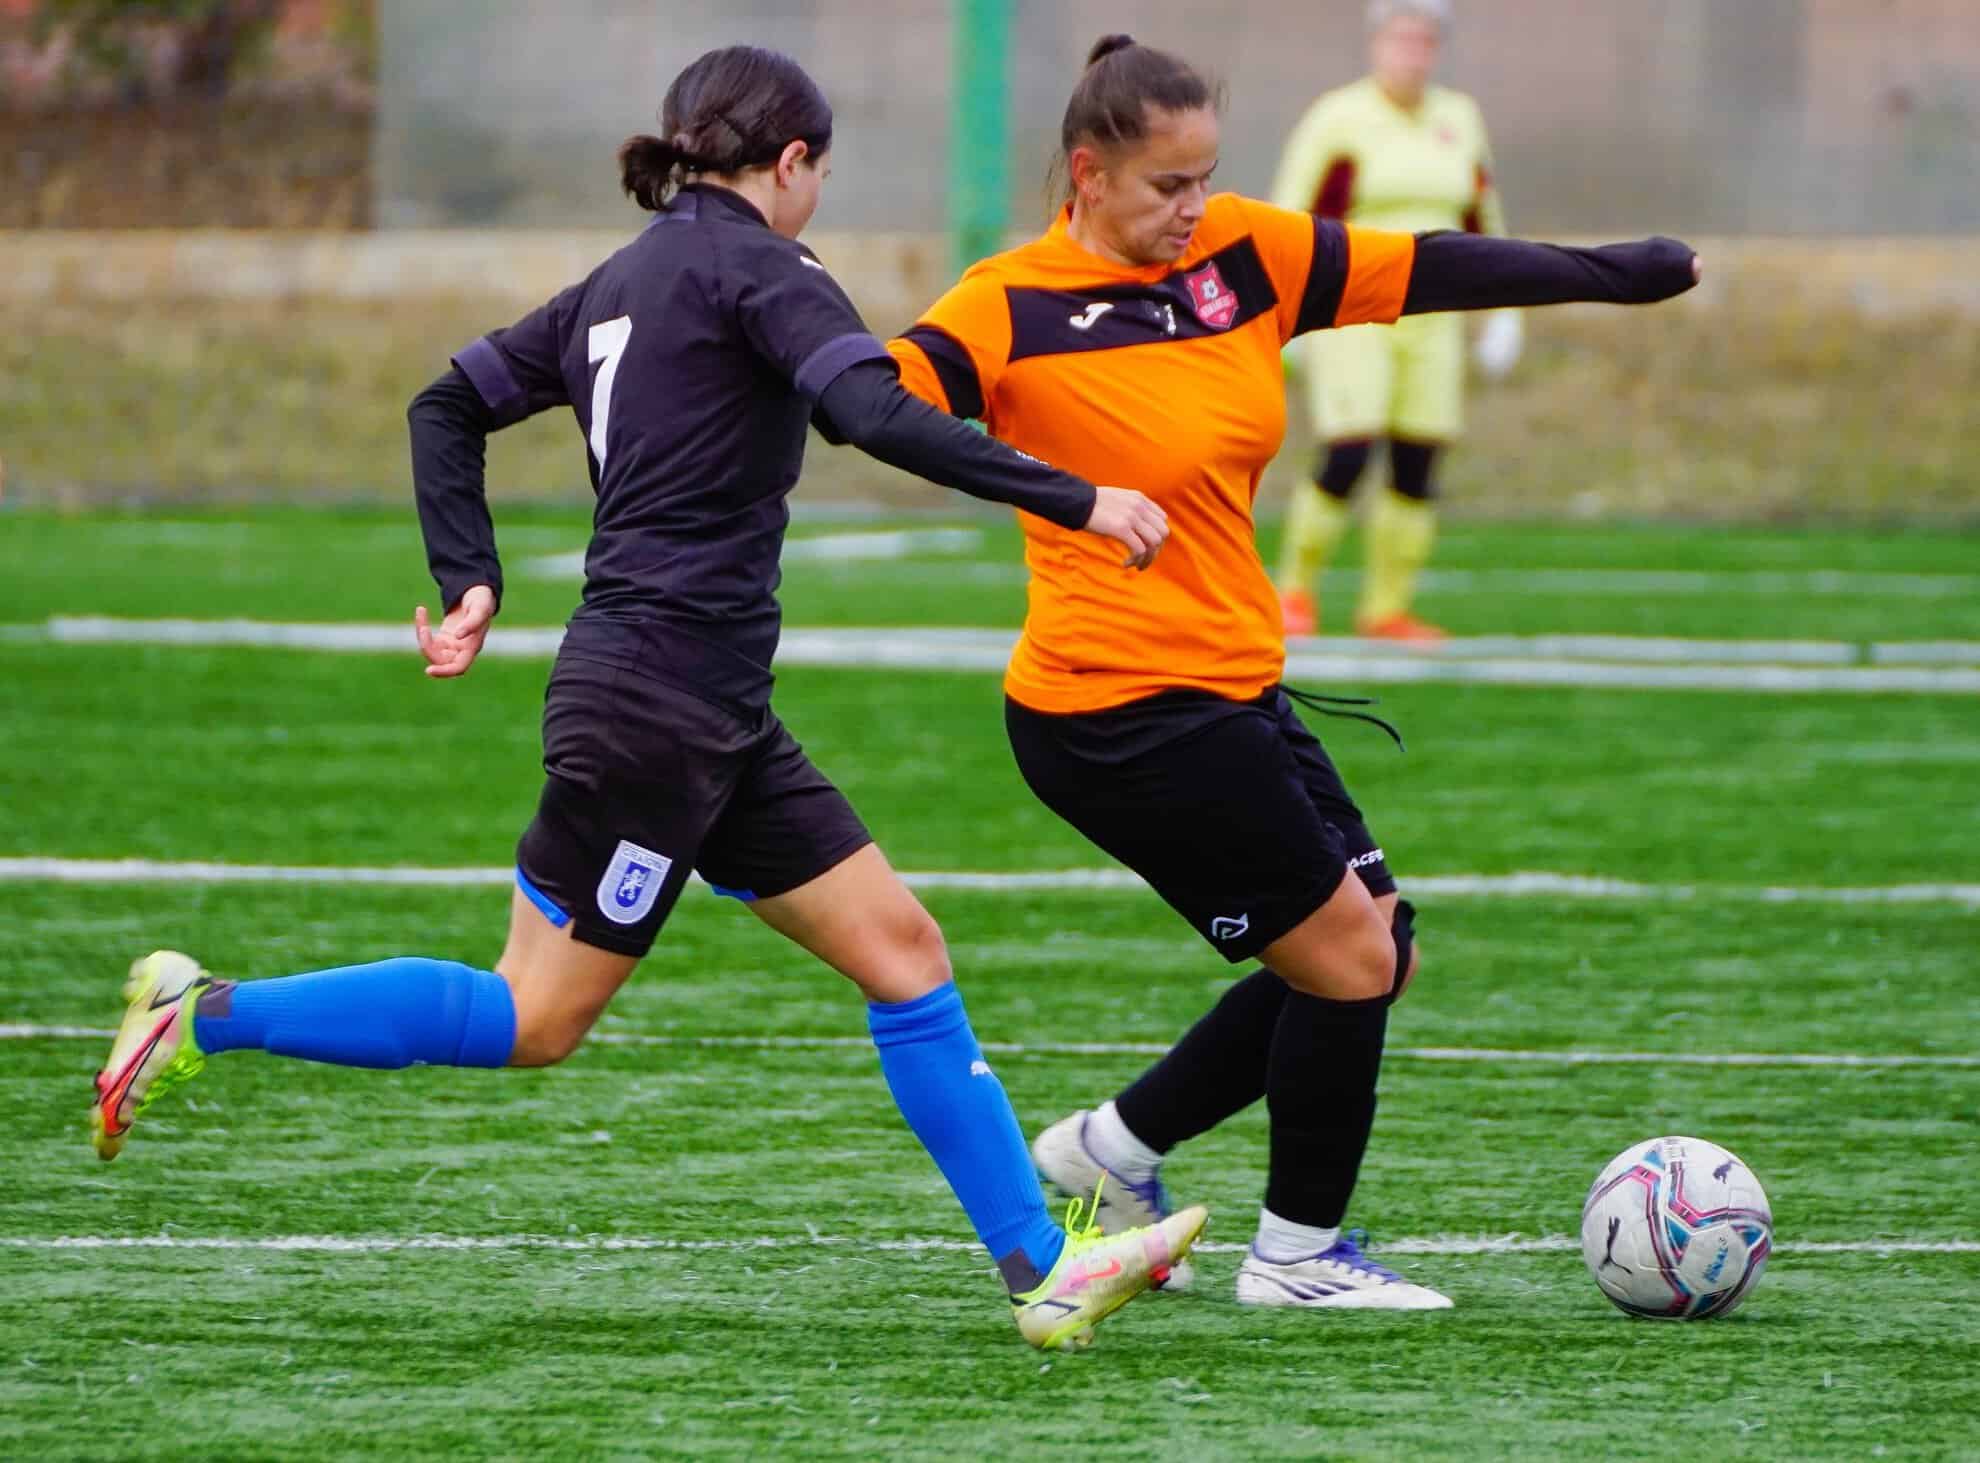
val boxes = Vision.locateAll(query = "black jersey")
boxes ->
[451,185,893,708]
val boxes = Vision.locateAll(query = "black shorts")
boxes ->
[515,654,872,957]
[1005,687,1394,963]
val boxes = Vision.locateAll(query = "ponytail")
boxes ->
[619,134,691,212]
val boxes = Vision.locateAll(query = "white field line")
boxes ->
[1412,569,1980,600]
[483,558,1980,600]
[30,618,1980,693]
[4,1024,1973,1070]
[0,1233,1972,1258]
[4,858,1978,911]
[524,528,982,580]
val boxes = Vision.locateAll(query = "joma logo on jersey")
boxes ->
[597,840,673,925]
[1068,301,1114,331]
[1183,260,1239,330]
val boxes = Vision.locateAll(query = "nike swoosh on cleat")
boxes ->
[96,1012,176,1131]
[1071,1259,1123,1286]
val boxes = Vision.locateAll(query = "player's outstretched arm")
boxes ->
[816,360,1169,570]
[1401,232,1700,315]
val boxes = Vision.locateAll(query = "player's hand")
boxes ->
[1084,486,1170,571]
[1473,310,1524,380]
[414,585,497,679]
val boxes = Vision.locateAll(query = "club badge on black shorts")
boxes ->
[597,840,673,925]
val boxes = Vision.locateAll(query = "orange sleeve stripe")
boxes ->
[886,337,952,416]
[1334,226,1416,327]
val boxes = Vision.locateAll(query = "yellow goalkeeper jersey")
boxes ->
[1271,75,1504,237]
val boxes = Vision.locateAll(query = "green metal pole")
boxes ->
[950,0,1011,273]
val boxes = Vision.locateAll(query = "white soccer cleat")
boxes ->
[1010,1191,1209,1350]
[1032,1111,1196,1291]
[90,950,213,1161]
[1236,1230,1454,1310]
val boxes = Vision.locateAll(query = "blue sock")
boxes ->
[867,982,1066,1291]
[194,957,516,1069]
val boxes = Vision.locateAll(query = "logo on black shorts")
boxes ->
[597,840,672,925]
[1210,913,1250,941]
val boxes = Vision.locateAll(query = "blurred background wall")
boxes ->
[369,0,1980,235]
[2,1,1976,513]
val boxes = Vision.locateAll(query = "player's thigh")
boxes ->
[691,714,932,1002]
[1006,695,1349,968]
[1272,692,1418,992]
[748,843,949,1005]
[1258,871,1397,1002]
[1389,312,1465,443]
[1274,691,1398,898]
[493,885,639,1067]
[1309,322,1396,443]
[507,658,752,1058]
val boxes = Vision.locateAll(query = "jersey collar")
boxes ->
[679,182,770,228]
[1046,203,1208,282]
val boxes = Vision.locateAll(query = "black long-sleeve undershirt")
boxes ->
[409,359,1097,615]
[408,368,503,614]
[1401,231,1698,315]
[812,360,1097,530]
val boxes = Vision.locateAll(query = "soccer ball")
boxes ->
[1580,1135,1773,1319]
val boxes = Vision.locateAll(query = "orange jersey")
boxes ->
[889,194,1415,714]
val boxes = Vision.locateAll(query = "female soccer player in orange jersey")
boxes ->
[889,33,1699,1309]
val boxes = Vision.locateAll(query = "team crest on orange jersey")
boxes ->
[1183,260,1239,330]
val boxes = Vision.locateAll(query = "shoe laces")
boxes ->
[1323,1228,1402,1282]
[1060,1176,1108,1250]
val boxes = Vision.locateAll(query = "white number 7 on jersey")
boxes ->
[587,315,633,470]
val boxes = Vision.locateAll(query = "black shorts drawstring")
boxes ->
[1281,684,1406,752]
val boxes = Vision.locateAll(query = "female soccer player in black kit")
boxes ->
[89,45,1202,1352]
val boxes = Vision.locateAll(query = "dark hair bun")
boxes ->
[1086,33,1136,67]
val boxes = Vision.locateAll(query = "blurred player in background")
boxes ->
[1273,0,1520,640]
[88,44,1199,1353]
[891,33,1697,1310]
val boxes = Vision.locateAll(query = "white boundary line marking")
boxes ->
[4,1024,1973,1069]
[525,528,983,579]
[0,1233,1971,1258]
[28,619,1980,693]
[2,858,1978,908]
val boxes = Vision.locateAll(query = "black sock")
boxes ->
[1263,992,1389,1228]
[1113,967,1288,1153]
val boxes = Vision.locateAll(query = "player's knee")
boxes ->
[1394,937,1422,1001]
[499,968,599,1067]
[507,1004,589,1067]
[859,902,953,1002]
[897,906,954,991]
[1337,917,1399,1002]
[1317,438,1374,498]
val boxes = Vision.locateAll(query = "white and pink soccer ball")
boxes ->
[1581,1136,1773,1319]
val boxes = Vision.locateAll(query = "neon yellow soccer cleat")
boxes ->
[91,951,213,1161]
[1010,1180,1208,1351]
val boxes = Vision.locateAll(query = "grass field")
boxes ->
[2,508,1977,1459]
